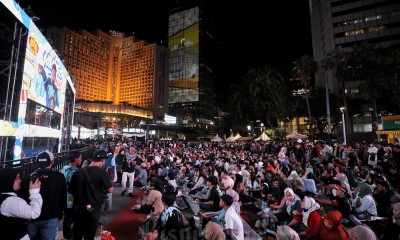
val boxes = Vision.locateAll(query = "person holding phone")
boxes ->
[0,168,42,240]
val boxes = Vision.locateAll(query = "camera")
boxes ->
[30,172,38,182]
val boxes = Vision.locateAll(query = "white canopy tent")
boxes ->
[286,132,309,140]
[211,134,223,142]
[226,134,236,142]
[255,132,270,141]
[233,133,242,141]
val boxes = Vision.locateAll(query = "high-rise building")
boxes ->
[46,27,169,119]
[167,0,215,128]
[309,0,400,137]
[310,0,400,92]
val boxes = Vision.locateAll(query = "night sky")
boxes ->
[17,0,312,106]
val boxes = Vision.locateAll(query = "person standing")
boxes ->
[59,150,82,240]
[0,168,42,240]
[121,149,136,197]
[19,150,67,240]
[69,150,113,240]
[220,194,244,240]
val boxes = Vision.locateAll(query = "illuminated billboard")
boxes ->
[168,6,199,103]
[0,0,75,159]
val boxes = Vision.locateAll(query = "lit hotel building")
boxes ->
[46,27,169,127]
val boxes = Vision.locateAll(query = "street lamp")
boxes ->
[340,107,346,144]
[247,125,251,136]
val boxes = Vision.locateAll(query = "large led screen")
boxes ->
[0,0,75,159]
[168,7,199,103]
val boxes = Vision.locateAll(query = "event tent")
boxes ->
[255,132,270,141]
[233,133,242,141]
[286,132,308,140]
[226,135,236,142]
[211,134,223,142]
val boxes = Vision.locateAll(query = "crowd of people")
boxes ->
[1,137,400,240]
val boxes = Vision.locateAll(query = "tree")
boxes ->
[321,48,356,133]
[229,65,296,127]
[292,55,318,139]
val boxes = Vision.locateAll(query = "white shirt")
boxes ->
[222,176,235,189]
[224,206,244,240]
[0,190,42,219]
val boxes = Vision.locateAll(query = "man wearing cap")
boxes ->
[19,150,67,240]
[69,150,113,240]
[315,179,351,221]
[134,162,148,187]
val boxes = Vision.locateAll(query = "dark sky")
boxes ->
[18,0,312,105]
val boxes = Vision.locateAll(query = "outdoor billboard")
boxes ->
[168,6,199,103]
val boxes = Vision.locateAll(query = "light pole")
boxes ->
[340,107,346,144]
[247,125,251,136]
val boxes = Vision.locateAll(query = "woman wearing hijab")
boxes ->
[273,188,302,228]
[351,225,377,240]
[0,168,42,240]
[288,171,305,196]
[139,177,164,219]
[294,196,321,238]
[350,182,378,225]
[276,225,300,240]
[202,221,226,240]
[226,188,240,214]
[308,210,349,240]
[380,202,400,240]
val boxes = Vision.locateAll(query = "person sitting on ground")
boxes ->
[202,221,226,240]
[379,202,400,240]
[155,190,184,240]
[272,188,302,229]
[189,168,207,195]
[307,210,349,240]
[276,225,300,240]
[138,177,164,219]
[294,196,321,238]
[198,176,221,212]
[350,182,378,225]
[351,225,377,240]
[220,194,244,240]
[134,163,148,187]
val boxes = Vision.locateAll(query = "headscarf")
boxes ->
[278,147,287,162]
[302,196,320,226]
[0,168,19,193]
[351,225,377,240]
[203,221,226,240]
[324,210,349,239]
[335,173,351,195]
[325,210,343,227]
[358,182,372,198]
[284,187,301,215]
[276,225,300,240]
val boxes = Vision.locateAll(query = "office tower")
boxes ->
[168,0,215,127]
[310,0,400,92]
[309,0,400,136]
[46,27,169,119]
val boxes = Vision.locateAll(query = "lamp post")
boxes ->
[340,107,346,144]
[247,125,251,136]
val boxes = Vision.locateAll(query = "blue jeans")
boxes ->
[28,218,58,240]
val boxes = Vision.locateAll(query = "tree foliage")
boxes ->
[229,65,296,127]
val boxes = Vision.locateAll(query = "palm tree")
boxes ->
[292,55,318,139]
[321,48,355,134]
[230,65,295,127]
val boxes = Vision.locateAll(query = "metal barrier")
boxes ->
[0,147,91,177]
